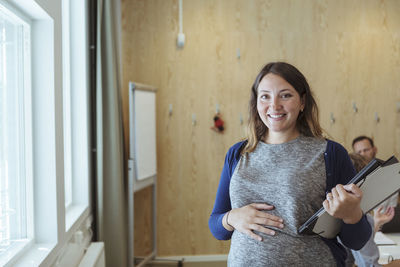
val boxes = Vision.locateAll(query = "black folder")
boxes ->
[298,156,400,239]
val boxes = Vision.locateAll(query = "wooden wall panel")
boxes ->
[121,0,400,256]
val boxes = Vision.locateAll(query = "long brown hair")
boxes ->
[243,62,323,154]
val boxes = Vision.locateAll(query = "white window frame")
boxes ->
[62,0,73,210]
[63,0,90,231]
[1,0,92,266]
[0,1,34,265]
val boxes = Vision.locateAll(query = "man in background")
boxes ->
[352,135,398,229]
[348,152,399,267]
[352,135,378,163]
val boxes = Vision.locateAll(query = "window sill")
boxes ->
[9,207,91,267]
[6,242,56,267]
[1,239,32,267]
[66,204,89,231]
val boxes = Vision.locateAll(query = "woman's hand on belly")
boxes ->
[323,184,363,224]
[228,203,284,241]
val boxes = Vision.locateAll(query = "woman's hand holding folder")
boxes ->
[323,184,364,224]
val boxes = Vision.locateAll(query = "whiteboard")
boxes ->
[129,82,157,181]
[127,82,158,267]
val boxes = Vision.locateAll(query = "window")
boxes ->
[0,0,91,266]
[62,0,90,230]
[0,2,33,265]
[62,0,73,209]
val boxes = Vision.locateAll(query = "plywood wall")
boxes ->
[121,0,400,256]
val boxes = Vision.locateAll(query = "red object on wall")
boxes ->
[211,115,224,133]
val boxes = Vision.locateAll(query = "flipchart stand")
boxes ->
[128,82,157,267]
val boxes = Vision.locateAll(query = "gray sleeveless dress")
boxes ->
[228,136,336,267]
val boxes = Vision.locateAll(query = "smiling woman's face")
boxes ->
[257,73,304,141]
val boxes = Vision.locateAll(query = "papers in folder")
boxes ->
[298,156,400,239]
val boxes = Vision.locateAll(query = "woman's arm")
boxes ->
[324,183,371,249]
[209,141,246,240]
[208,148,235,240]
[325,140,372,250]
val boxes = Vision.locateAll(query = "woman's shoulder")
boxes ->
[325,139,349,156]
[226,140,247,161]
[227,140,247,154]
[229,140,247,151]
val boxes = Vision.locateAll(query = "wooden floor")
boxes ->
[147,262,225,267]
[145,259,400,266]
[142,258,226,267]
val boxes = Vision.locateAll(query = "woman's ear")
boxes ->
[301,95,306,111]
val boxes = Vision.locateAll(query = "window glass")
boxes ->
[0,2,32,257]
[62,0,72,209]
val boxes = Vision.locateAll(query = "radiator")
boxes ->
[78,242,105,267]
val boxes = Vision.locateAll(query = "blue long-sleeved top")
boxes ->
[209,139,372,267]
